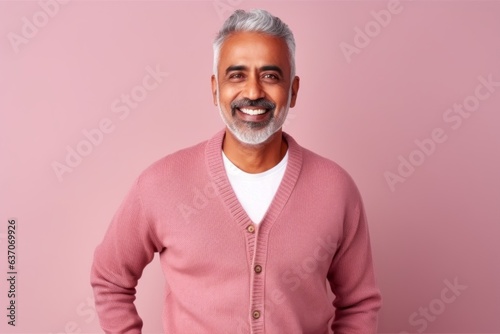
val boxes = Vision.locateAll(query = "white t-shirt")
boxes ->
[222,150,288,224]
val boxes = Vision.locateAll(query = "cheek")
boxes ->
[218,85,240,104]
[269,88,291,106]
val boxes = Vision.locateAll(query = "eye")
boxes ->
[228,73,244,80]
[262,73,279,81]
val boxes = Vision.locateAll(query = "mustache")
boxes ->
[231,98,276,111]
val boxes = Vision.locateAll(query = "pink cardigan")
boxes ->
[91,129,382,333]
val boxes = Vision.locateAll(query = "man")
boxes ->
[91,9,382,333]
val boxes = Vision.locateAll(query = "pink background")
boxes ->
[1,0,499,333]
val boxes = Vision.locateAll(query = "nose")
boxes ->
[242,74,265,100]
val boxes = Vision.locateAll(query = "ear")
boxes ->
[211,75,218,106]
[289,76,300,108]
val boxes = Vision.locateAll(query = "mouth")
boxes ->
[238,108,268,116]
[234,107,272,124]
[230,98,276,125]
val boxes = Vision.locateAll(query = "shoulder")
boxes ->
[306,149,359,191]
[303,148,352,178]
[286,132,361,200]
[135,137,209,190]
[148,140,206,174]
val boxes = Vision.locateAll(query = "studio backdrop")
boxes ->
[1,0,499,333]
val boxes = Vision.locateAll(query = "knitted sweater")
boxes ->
[90,129,382,334]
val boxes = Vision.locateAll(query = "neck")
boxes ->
[222,128,288,173]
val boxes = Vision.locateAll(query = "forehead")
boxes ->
[219,32,290,73]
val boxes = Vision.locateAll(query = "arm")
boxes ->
[328,200,382,333]
[90,178,162,333]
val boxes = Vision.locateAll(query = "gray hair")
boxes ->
[213,9,296,80]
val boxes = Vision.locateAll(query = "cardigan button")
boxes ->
[252,310,261,319]
[246,225,255,233]
[254,265,262,274]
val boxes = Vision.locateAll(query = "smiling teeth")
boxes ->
[240,108,267,115]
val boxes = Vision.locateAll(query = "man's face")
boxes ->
[211,32,299,145]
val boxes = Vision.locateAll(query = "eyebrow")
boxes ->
[225,65,247,75]
[225,65,284,77]
[261,65,283,77]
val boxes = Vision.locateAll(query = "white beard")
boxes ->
[216,87,292,145]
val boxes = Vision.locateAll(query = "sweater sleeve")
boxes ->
[328,199,382,333]
[90,177,162,333]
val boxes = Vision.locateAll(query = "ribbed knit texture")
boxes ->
[91,129,382,334]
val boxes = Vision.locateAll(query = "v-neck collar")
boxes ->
[205,129,303,232]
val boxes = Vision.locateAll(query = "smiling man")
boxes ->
[91,9,381,334]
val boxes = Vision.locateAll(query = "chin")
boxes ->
[219,105,287,146]
[229,125,282,146]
